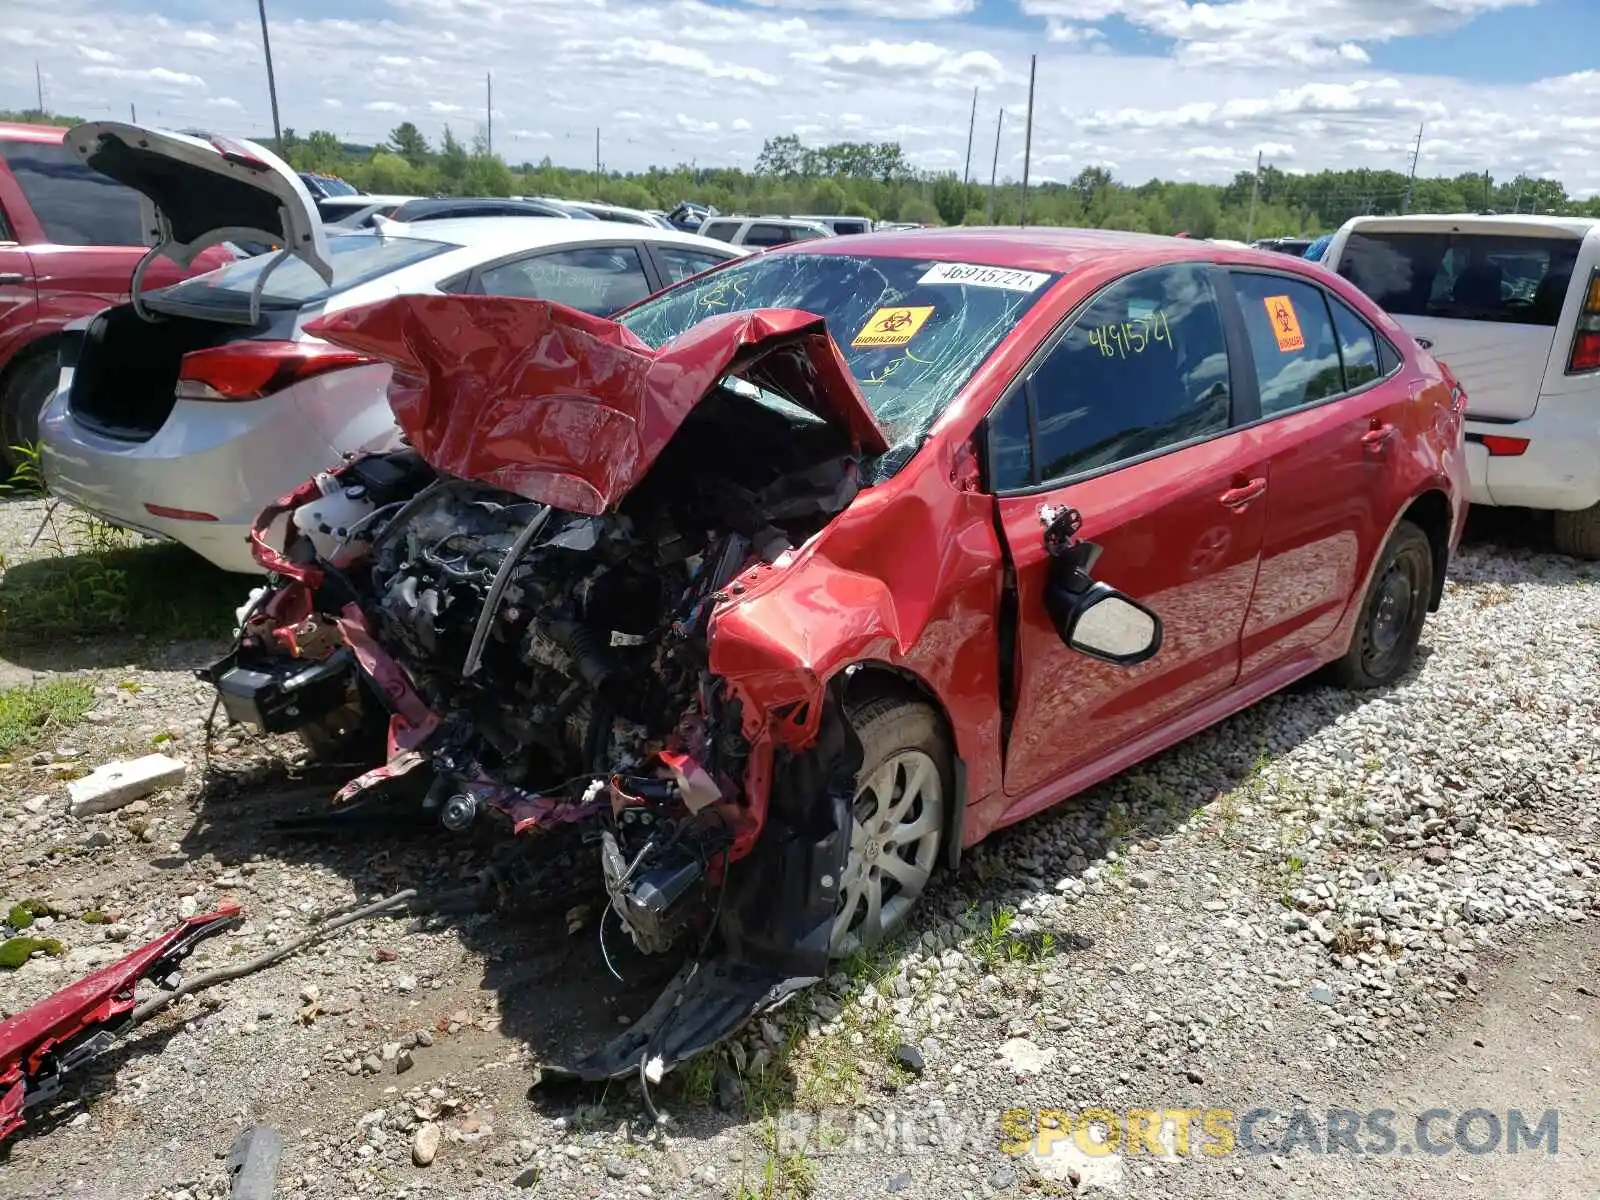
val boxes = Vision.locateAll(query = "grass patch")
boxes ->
[0,935,64,969]
[0,678,94,756]
[0,538,241,646]
[972,906,1056,969]
[728,1120,816,1200]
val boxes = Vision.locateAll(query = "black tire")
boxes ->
[1552,502,1600,561]
[829,698,952,958]
[0,349,58,473]
[1330,520,1434,689]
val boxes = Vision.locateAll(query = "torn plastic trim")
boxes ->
[539,690,857,1082]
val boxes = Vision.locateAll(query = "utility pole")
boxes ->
[1484,169,1492,211]
[986,109,1004,222]
[256,0,283,154]
[1401,122,1423,214]
[961,86,977,192]
[1245,150,1263,243]
[130,103,137,123]
[486,72,493,156]
[1019,55,1037,228]
[595,127,602,194]
[35,62,43,114]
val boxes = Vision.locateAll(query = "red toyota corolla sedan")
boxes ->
[205,228,1468,1079]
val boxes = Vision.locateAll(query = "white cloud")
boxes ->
[745,0,972,16]
[364,101,406,112]
[210,96,243,111]
[1046,22,1104,45]
[428,101,463,113]
[81,65,205,88]
[732,117,752,131]
[77,47,119,64]
[676,114,720,133]
[1021,0,1537,67]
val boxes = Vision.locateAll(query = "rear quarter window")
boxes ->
[0,137,144,246]
[1337,230,1580,327]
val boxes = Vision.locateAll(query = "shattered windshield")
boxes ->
[618,253,1058,476]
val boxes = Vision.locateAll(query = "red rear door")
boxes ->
[984,262,1268,813]
[1226,270,1419,679]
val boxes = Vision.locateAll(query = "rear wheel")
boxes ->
[1552,502,1600,560]
[1330,519,1434,689]
[0,350,57,474]
[829,698,950,958]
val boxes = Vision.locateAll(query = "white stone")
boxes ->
[67,754,187,816]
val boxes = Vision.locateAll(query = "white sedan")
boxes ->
[40,123,744,574]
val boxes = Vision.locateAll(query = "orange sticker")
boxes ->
[1263,295,1305,352]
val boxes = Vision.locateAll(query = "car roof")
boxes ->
[324,193,413,207]
[386,215,744,255]
[1341,213,1600,236]
[771,225,1277,273]
[0,122,67,144]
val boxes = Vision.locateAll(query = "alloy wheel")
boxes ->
[831,748,944,956]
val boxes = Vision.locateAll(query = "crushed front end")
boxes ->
[200,296,886,1079]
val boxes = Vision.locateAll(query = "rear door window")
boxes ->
[993,263,1232,488]
[1230,273,1345,416]
[656,246,732,284]
[479,245,652,315]
[0,137,145,246]
[744,222,805,247]
[1336,230,1579,326]
[150,232,453,312]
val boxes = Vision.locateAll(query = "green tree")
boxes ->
[387,122,431,168]
[438,126,469,191]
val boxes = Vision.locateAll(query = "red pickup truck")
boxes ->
[0,121,232,468]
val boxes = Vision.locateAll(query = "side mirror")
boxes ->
[1061,582,1163,666]
[1039,503,1162,666]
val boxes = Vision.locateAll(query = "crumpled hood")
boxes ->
[305,295,889,516]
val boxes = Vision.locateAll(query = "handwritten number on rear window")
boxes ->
[1088,310,1171,358]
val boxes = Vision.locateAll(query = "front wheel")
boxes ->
[1330,519,1434,689]
[829,698,950,958]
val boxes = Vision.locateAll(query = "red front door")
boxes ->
[996,438,1269,808]
[980,261,1266,815]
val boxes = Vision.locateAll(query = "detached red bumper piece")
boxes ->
[0,906,240,1143]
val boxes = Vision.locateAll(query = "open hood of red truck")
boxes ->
[305,294,889,516]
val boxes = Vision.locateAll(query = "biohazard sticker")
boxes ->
[1264,294,1305,352]
[852,306,935,348]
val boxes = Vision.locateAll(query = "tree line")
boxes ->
[8,109,1598,235]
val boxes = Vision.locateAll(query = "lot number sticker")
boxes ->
[852,306,935,347]
[1264,294,1306,352]
[917,262,1052,293]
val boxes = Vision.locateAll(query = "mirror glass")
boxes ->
[1070,593,1158,660]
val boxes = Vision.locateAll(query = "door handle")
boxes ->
[0,272,27,286]
[1362,422,1397,453]
[1219,477,1267,508]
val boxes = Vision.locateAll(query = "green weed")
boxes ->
[0,679,94,756]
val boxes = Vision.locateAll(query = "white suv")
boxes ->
[1325,214,1600,557]
[696,216,832,248]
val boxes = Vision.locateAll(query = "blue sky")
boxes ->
[6,0,1600,193]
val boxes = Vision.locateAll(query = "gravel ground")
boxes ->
[0,497,1596,1199]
